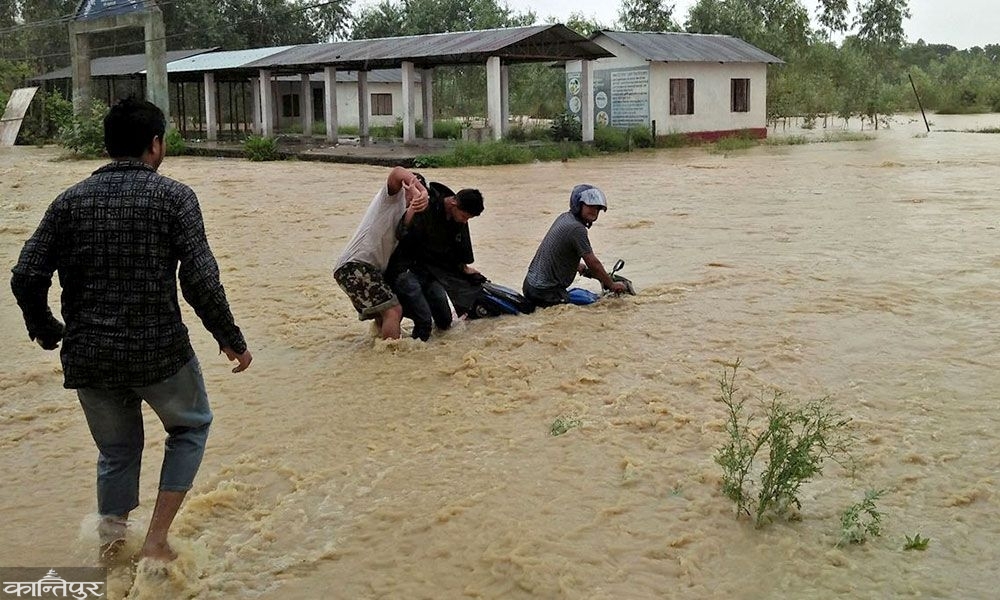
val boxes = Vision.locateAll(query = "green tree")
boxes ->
[617,0,680,32]
[558,11,609,37]
[350,0,405,39]
[684,0,812,58]
[854,0,911,55]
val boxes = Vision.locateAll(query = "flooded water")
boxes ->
[1,113,999,599]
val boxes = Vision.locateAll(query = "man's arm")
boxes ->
[581,252,627,294]
[10,202,65,350]
[173,188,251,371]
[385,166,428,228]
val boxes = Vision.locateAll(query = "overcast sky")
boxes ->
[494,0,999,50]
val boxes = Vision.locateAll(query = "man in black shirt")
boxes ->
[10,98,252,563]
[386,182,485,340]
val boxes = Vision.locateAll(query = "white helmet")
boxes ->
[569,184,608,217]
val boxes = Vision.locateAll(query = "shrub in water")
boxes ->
[715,360,852,527]
[839,489,885,545]
[243,135,280,161]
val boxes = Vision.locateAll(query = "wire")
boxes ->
[0,0,344,64]
[0,0,178,36]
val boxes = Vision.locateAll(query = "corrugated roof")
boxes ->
[597,31,784,64]
[274,70,421,84]
[167,46,295,73]
[243,24,613,72]
[32,48,214,81]
[32,25,613,82]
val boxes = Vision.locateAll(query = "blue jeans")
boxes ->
[76,357,212,516]
[392,269,452,341]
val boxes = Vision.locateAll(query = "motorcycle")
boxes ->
[467,259,636,317]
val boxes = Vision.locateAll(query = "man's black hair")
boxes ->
[104,97,166,159]
[455,189,484,217]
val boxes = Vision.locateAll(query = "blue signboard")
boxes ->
[76,0,149,21]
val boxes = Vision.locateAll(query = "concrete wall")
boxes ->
[649,61,767,135]
[567,34,770,136]
[274,80,424,130]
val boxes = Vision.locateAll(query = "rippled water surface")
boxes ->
[1,114,998,599]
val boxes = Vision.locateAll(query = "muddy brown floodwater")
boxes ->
[1,113,998,599]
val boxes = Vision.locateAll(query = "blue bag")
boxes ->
[567,287,601,305]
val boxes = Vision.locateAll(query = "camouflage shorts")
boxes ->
[334,261,399,321]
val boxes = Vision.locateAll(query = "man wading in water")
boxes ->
[11,98,252,563]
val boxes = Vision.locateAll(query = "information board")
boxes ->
[566,67,649,129]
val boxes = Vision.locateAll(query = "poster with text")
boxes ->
[566,68,649,128]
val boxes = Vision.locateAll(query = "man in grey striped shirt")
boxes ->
[523,184,627,307]
[11,98,251,563]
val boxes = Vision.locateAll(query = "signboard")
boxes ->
[566,67,650,129]
[0,87,39,146]
[75,0,149,21]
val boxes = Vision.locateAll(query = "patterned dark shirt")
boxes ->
[10,160,246,389]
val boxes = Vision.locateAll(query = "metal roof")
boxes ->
[32,48,214,81]
[242,24,613,72]
[275,70,422,83]
[167,46,295,73]
[31,25,613,82]
[596,31,784,64]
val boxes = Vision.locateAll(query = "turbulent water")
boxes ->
[1,114,998,599]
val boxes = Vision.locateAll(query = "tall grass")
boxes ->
[414,140,597,167]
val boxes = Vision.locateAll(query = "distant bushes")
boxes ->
[414,140,596,168]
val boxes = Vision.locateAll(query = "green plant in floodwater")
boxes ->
[714,359,853,527]
[839,489,886,545]
[550,416,582,436]
[903,533,931,551]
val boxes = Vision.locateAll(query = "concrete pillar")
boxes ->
[250,77,261,134]
[401,61,416,144]
[258,69,274,138]
[357,70,369,147]
[143,10,169,124]
[203,72,217,141]
[323,66,339,144]
[486,56,502,141]
[421,68,434,140]
[69,30,91,115]
[581,60,594,143]
[500,64,510,136]
[300,73,314,138]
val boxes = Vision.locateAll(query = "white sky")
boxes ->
[496,0,999,50]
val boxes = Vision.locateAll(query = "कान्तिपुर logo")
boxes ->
[1,568,106,599]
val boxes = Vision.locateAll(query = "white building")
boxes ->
[273,71,422,131]
[565,31,783,140]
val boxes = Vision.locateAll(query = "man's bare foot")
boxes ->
[139,540,177,562]
[99,538,128,565]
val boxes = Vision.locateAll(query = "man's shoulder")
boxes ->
[553,211,585,230]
